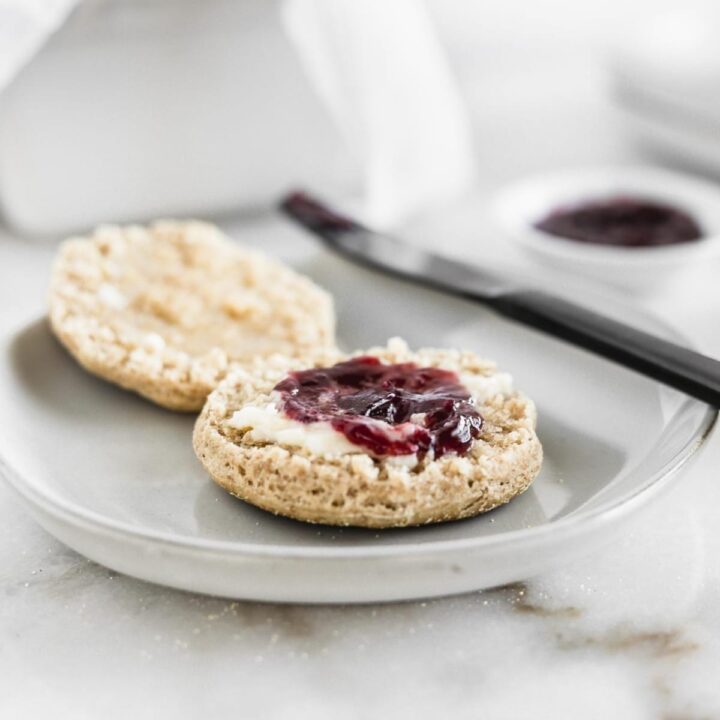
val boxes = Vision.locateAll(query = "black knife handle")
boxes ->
[491,290,720,407]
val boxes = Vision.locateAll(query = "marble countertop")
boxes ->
[3,4,720,715]
[2,209,720,719]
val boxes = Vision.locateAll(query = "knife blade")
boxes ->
[280,191,720,408]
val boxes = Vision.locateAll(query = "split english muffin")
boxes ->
[193,338,543,528]
[48,221,335,411]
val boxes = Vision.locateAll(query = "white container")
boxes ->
[0,0,359,236]
[0,0,475,238]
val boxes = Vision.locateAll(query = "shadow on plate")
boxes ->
[9,316,187,424]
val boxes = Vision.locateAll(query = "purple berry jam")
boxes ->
[273,357,483,458]
[534,196,702,247]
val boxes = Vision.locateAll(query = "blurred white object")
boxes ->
[611,7,720,173]
[493,166,720,294]
[0,0,475,236]
[284,0,476,227]
[0,0,76,89]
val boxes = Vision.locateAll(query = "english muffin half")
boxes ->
[193,338,542,528]
[49,221,335,411]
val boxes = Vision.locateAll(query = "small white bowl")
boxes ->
[492,166,720,293]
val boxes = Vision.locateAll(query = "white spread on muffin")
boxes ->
[225,372,514,464]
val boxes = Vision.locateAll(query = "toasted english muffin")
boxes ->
[193,338,542,528]
[49,221,335,411]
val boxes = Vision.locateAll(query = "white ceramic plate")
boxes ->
[0,252,715,603]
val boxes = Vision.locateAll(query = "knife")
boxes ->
[280,191,720,408]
